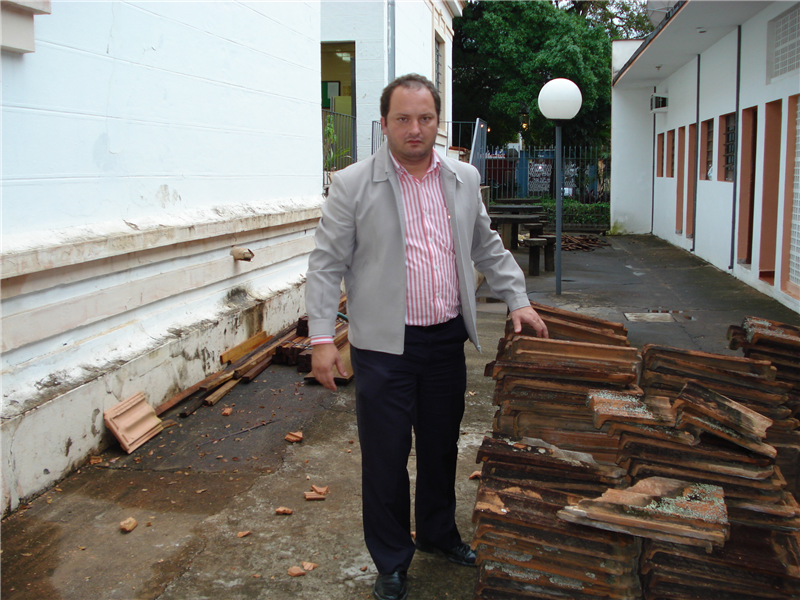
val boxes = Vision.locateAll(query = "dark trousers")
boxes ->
[350,314,469,574]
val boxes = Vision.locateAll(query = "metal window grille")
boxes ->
[774,3,800,78]
[790,100,800,286]
[435,40,443,94]
[723,114,736,182]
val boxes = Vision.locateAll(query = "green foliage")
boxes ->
[537,196,611,226]
[323,114,350,171]
[453,0,652,148]
[561,0,654,40]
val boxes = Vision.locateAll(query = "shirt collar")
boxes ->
[389,149,440,179]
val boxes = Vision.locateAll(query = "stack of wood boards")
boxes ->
[472,435,640,600]
[729,317,800,495]
[639,524,800,600]
[486,330,641,463]
[640,344,799,496]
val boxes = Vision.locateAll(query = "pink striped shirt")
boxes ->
[393,151,460,326]
[311,151,459,346]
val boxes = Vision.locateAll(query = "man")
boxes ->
[306,74,547,600]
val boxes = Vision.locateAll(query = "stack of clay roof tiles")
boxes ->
[485,308,640,464]
[472,305,800,600]
[729,317,800,496]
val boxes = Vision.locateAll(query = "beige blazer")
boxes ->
[305,143,529,355]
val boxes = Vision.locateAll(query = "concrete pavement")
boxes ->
[2,234,798,600]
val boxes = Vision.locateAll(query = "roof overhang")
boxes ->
[613,0,768,90]
[445,0,465,19]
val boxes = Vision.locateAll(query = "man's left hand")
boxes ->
[509,306,548,338]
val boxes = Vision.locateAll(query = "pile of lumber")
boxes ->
[155,296,351,418]
[729,317,800,494]
[561,234,611,252]
[472,435,640,600]
[641,344,800,496]
[486,315,640,463]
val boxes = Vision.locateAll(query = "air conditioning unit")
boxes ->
[650,93,669,113]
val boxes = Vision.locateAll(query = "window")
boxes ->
[666,130,675,178]
[720,113,736,182]
[701,118,714,180]
[657,133,665,177]
[768,2,800,81]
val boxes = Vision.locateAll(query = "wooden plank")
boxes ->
[220,330,269,364]
[155,371,223,416]
[203,378,238,406]
[240,356,273,383]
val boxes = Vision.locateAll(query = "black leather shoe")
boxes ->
[373,570,408,600]
[415,540,477,567]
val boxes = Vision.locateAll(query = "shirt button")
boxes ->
[436,293,441,298]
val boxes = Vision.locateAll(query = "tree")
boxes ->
[560,0,654,40]
[453,0,652,147]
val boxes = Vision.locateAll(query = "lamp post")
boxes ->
[537,78,582,295]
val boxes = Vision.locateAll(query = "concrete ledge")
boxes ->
[1,281,306,516]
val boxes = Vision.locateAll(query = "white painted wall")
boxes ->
[321,0,386,161]
[694,30,738,270]
[1,1,325,514]
[610,86,655,234]
[321,0,459,158]
[612,1,800,313]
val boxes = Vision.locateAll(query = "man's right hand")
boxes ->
[311,343,347,392]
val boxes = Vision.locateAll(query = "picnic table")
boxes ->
[489,214,543,250]
[488,203,545,250]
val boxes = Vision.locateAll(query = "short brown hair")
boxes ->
[380,74,441,122]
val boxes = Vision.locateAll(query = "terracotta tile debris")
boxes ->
[119,517,138,532]
[469,470,482,480]
[237,531,251,538]
[275,506,293,515]
[303,491,326,501]
[287,566,306,577]
[221,407,233,416]
[310,484,329,495]
[104,392,163,454]
[302,561,318,571]
[284,431,303,443]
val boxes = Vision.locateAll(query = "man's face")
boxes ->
[380,85,439,169]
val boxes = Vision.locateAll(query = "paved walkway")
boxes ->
[2,235,797,600]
